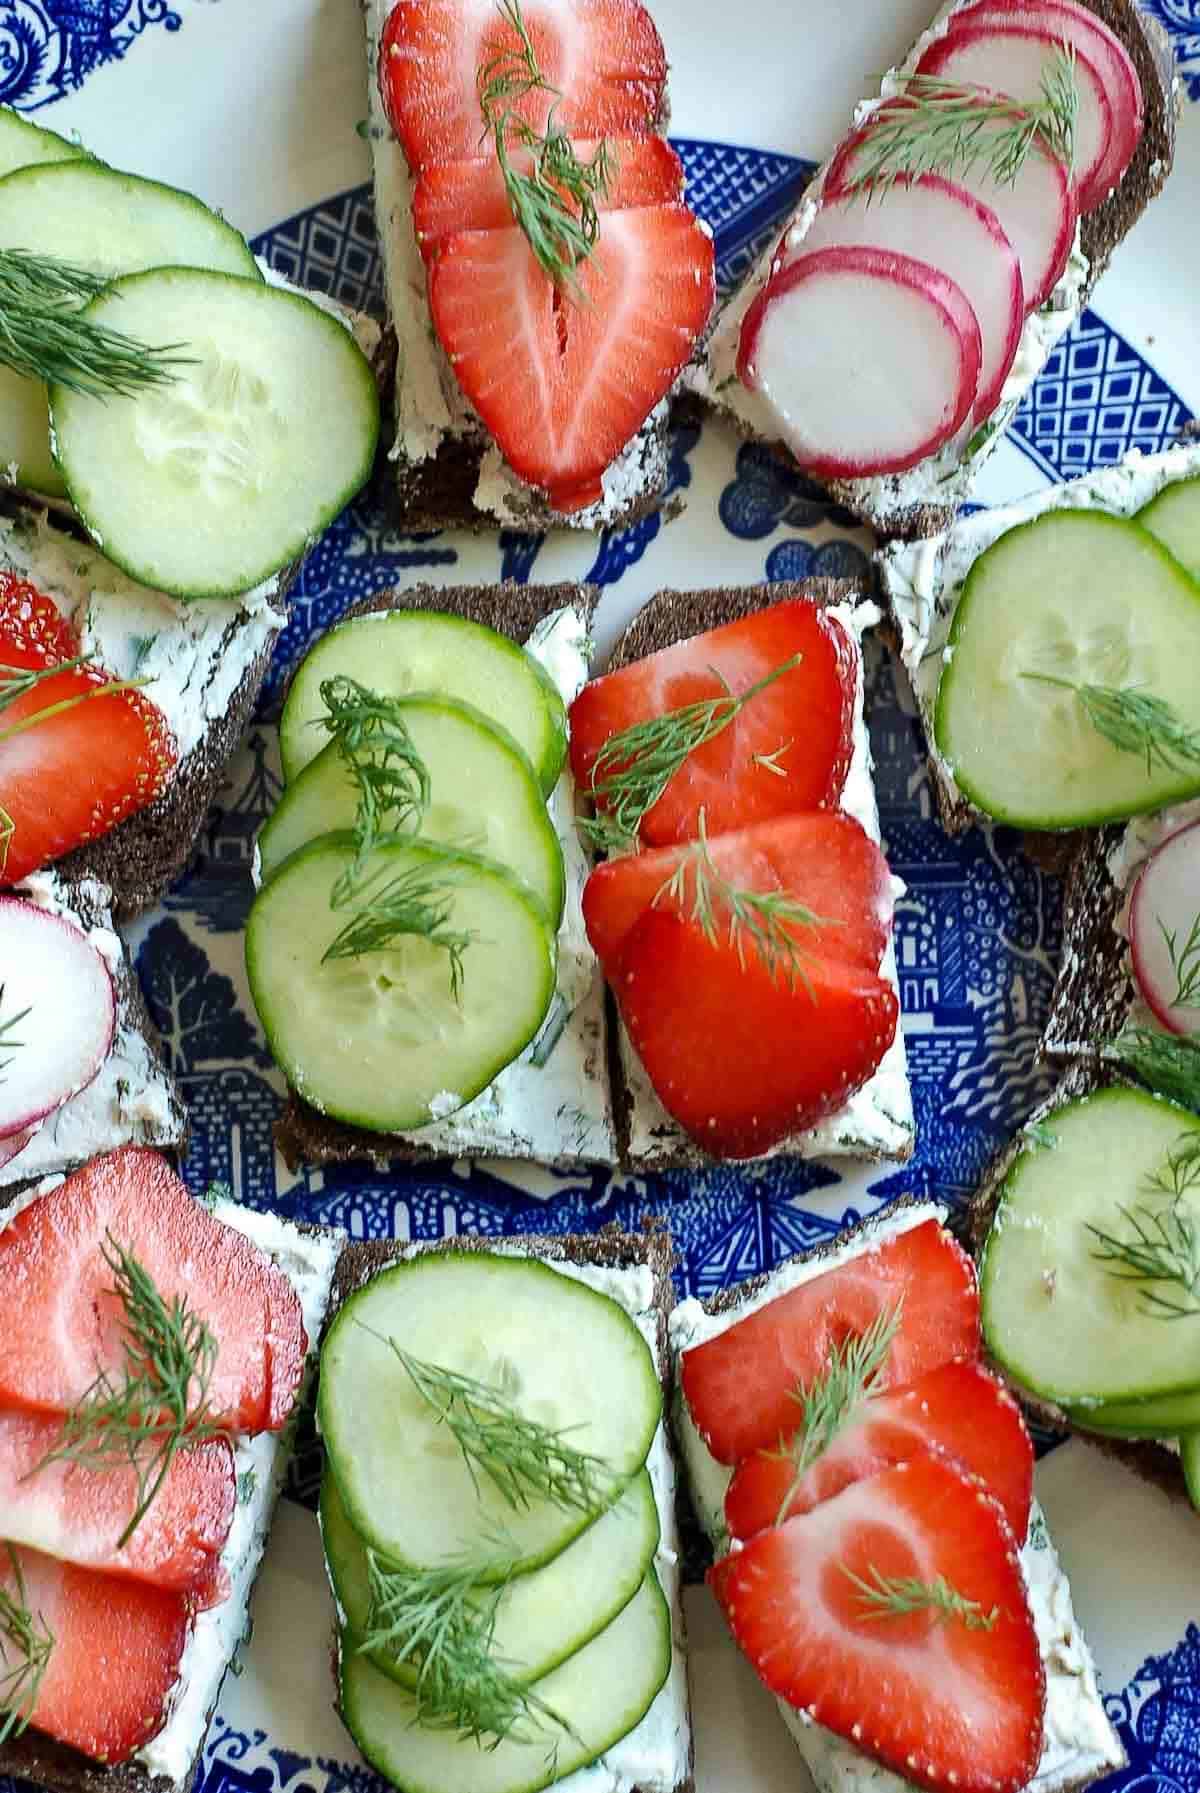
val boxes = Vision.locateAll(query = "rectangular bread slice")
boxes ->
[0,1199,343,1793]
[667,1199,1128,1793]
[688,0,1176,541]
[606,579,915,1169]
[356,0,691,536]
[876,441,1200,834]
[0,870,186,1193]
[324,1224,694,1793]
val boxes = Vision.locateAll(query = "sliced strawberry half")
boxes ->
[412,136,684,260]
[725,1359,1034,1543]
[0,573,77,662]
[1,1544,192,1764]
[0,1147,307,1433]
[681,1218,980,1464]
[710,1456,1045,1793]
[583,812,894,977]
[615,908,898,1160]
[0,1409,236,1600]
[380,0,668,170]
[569,601,858,846]
[429,203,714,512]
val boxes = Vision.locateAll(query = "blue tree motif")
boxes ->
[138,919,270,1073]
[499,528,546,584]
[719,440,859,540]
[765,536,870,584]
[1140,1,1200,103]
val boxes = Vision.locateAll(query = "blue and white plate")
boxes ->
[4,3,1200,1789]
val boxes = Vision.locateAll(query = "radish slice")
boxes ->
[0,1128,32,1170]
[916,24,1113,215]
[1130,821,1200,1037]
[826,98,1076,312]
[0,896,115,1137]
[785,174,1022,424]
[953,0,1143,208]
[737,245,982,479]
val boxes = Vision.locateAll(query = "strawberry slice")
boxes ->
[429,204,714,512]
[0,1409,236,1600]
[616,908,898,1161]
[412,136,684,260]
[724,1360,1034,1543]
[583,812,894,977]
[681,1219,980,1464]
[569,602,858,846]
[0,1148,307,1433]
[709,1456,1045,1793]
[0,1544,191,1764]
[380,0,668,170]
[0,573,77,663]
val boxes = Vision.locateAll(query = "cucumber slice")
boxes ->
[339,1572,671,1793]
[1181,1434,1200,1510]
[321,1464,659,1687]
[51,269,380,600]
[934,511,1200,827]
[245,833,555,1132]
[1139,475,1200,584]
[257,697,565,925]
[318,1250,661,1571]
[0,109,87,179]
[0,369,66,499]
[981,1086,1200,1407]
[280,611,567,798]
[1070,1386,1200,1437]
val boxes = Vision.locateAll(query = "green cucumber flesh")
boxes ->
[0,368,66,499]
[934,511,1200,827]
[0,108,87,179]
[981,1086,1200,1407]
[1181,1434,1200,1510]
[339,1572,671,1793]
[51,268,379,600]
[1070,1386,1200,1436]
[246,833,555,1134]
[1138,475,1200,584]
[257,697,564,925]
[321,1464,659,1687]
[280,610,567,797]
[318,1249,661,1572]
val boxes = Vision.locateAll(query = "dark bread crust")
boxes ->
[0,1734,190,1793]
[1042,826,1133,1061]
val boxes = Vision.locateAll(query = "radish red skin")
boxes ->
[0,895,115,1140]
[738,245,982,479]
[1130,818,1200,1037]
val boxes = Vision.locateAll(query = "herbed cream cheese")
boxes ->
[667,1204,1125,1793]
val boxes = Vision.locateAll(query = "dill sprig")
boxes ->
[321,855,474,997]
[1021,672,1200,777]
[1105,1027,1200,1112]
[315,677,431,900]
[0,1546,54,1745]
[374,1334,614,1517]
[35,1234,223,1546]
[0,983,31,1084]
[845,48,1077,197]
[360,1543,570,1748]
[844,1564,999,1632]
[477,0,614,295]
[581,653,804,854]
[770,1303,902,1524]
[1161,907,1200,1012]
[1087,1195,1200,1320]
[0,655,152,747]
[0,247,191,397]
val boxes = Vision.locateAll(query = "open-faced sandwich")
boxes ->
[690,0,1176,538]
[357,0,716,531]
[0,1147,340,1790]
[246,576,914,1173]
[670,1201,1127,1793]
[316,1226,691,1793]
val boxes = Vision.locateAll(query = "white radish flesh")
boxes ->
[0,896,114,1136]
[916,25,1112,214]
[953,0,1143,208]
[737,245,982,479]
[786,174,1022,423]
[1130,821,1200,1037]
[826,101,1075,312]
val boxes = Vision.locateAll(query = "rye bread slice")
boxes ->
[272,578,609,1176]
[1041,825,1134,1062]
[693,0,1177,543]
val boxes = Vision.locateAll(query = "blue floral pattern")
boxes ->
[0,0,189,109]
[1141,0,1200,101]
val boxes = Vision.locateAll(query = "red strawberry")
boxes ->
[429,204,714,512]
[0,1409,236,1599]
[681,1218,980,1464]
[380,0,668,170]
[569,602,858,846]
[583,812,894,977]
[709,1456,1045,1793]
[724,1360,1034,1543]
[412,136,684,260]
[0,573,77,662]
[0,1148,307,1434]
[616,908,898,1161]
[0,1545,192,1764]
